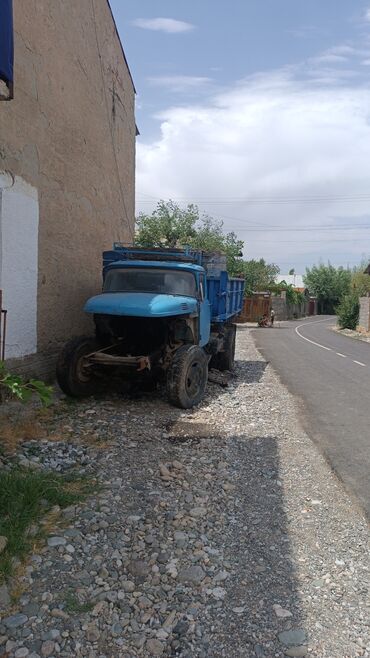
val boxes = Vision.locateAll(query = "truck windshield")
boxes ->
[104,268,197,297]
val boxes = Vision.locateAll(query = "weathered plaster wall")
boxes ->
[0,0,136,375]
[358,297,370,332]
[272,297,309,321]
[0,174,39,358]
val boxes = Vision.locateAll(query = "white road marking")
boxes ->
[295,318,368,367]
[295,318,333,351]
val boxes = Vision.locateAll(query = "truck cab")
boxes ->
[56,246,244,408]
[85,258,211,348]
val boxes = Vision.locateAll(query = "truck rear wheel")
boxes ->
[166,345,208,409]
[211,323,236,371]
[56,336,99,397]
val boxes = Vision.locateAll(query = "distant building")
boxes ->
[0,0,136,378]
[276,274,306,292]
[275,274,317,317]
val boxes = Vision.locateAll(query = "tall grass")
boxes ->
[0,469,86,581]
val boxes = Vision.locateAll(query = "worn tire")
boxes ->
[56,336,99,397]
[166,345,208,409]
[211,323,236,371]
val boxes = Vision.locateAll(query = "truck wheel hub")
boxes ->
[186,362,204,396]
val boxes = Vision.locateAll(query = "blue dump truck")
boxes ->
[56,245,245,408]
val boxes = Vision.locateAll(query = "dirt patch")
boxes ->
[164,420,215,443]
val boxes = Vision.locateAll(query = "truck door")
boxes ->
[199,274,211,346]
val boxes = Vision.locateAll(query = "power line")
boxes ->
[136,193,370,205]
[250,238,369,244]
[135,193,370,234]
[227,225,370,232]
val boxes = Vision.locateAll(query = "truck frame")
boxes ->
[56,245,245,408]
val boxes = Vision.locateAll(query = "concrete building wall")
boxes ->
[0,0,136,377]
[358,297,370,332]
[272,297,309,321]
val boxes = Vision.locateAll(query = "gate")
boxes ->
[236,293,271,323]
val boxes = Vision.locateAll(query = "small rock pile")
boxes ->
[0,440,98,475]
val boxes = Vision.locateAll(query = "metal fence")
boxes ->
[0,290,7,360]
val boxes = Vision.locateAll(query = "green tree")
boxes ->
[241,259,280,295]
[336,293,360,330]
[351,272,370,297]
[135,200,198,248]
[135,200,244,275]
[268,281,305,304]
[304,263,351,314]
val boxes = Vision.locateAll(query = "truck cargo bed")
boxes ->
[207,272,245,322]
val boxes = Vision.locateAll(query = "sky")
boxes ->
[109,0,370,273]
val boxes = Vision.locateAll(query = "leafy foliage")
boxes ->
[0,362,53,406]
[241,259,280,295]
[304,263,351,313]
[336,293,360,330]
[136,200,244,275]
[351,271,370,297]
[268,282,306,304]
[136,200,198,248]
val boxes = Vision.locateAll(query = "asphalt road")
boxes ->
[252,316,370,519]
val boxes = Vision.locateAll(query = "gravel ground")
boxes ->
[0,327,369,658]
[331,326,370,344]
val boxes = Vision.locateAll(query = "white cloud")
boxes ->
[132,18,195,34]
[311,54,348,64]
[329,46,355,55]
[136,69,370,270]
[147,75,212,93]
[365,8,370,22]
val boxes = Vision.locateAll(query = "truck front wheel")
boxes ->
[56,336,99,397]
[166,345,208,409]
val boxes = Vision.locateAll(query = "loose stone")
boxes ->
[284,647,308,657]
[4,614,28,629]
[178,566,205,584]
[189,507,207,518]
[0,584,10,609]
[0,536,8,553]
[41,641,55,657]
[47,537,66,548]
[146,638,164,655]
[15,649,30,658]
[278,630,307,647]
[273,604,293,619]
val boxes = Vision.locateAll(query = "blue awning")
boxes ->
[0,0,14,87]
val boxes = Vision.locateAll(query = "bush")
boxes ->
[336,293,359,330]
[0,362,53,405]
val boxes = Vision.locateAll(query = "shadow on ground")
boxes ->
[235,359,267,384]
[0,340,307,658]
[204,434,305,658]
